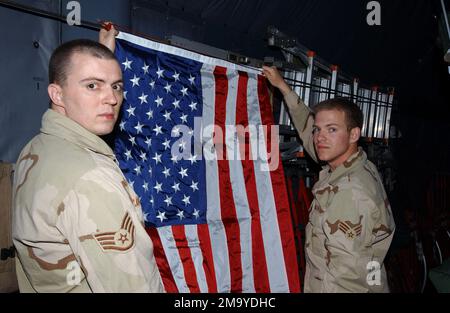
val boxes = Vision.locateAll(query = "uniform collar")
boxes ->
[320,147,366,185]
[40,109,115,159]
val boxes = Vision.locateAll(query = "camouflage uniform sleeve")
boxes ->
[54,176,156,292]
[322,188,378,292]
[283,91,318,163]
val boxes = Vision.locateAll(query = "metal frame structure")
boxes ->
[440,0,450,64]
[267,27,395,141]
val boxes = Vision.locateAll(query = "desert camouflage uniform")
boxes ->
[12,109,164,293]
[283,91,395,292]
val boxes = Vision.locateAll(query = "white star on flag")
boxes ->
[163,195,173,207]
[139,151,147,161]
[119,121,126,131]
[181,195,191,206]
[155,96,164,107]
[134,122,144,134]
[152,152,162,164]
[162,139,171,150]
[142,63,149,74]
[172,126,181,137]
[154,182,163,193]
[156,210,167,222]
[128,135,136,146]
[139,93,148,104]
[130,75,140,87]
[162,167,171,178]
[189,102,198,111]
[126,106,136,117]
[145,137,152,147]
[176,209,185,220]
[156,67,164,78]
[124,149,132,161]
[188,154,198,165]
[122,58,132,71]
[190,180,199,192]
[164,83,172,93]
[172,99,181,110]
[171,182,180,193]
[163,111,172,121]
[153,125,163,136]
[180,114,188,124]
[179,167,188,178]
[171,155,179,164]
[192,208,200,219]
[180,87,188,97]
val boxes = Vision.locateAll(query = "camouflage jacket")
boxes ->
[284,91,395,293]
[12,109,164,293]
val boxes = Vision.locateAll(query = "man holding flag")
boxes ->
[12,26,164,293]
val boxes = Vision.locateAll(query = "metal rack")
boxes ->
[267,26,395,141]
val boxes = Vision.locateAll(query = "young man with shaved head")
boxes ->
[12,36,164,292]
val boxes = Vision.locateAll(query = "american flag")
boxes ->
[113,32,300,293]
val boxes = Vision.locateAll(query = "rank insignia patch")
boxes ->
[94,213,135,252]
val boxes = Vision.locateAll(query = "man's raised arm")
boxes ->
[99,22,118,53]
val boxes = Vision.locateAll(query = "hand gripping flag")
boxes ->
[113,32,300,293]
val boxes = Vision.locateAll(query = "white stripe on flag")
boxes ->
[201,64,231,292]
[116,32,261,75]
[247,73,289,292]
[184,225,209,293]
[157,227,190,293]
[225,69,255,293]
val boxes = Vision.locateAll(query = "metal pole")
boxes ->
[0,0,100,31]
[441,0,450,41]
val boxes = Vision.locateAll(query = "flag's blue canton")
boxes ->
[114,39,206,227]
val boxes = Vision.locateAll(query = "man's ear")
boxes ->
[349,127,361,144]
[48,83,65,112]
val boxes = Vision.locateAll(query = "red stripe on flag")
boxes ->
[235,71,270,292]
[146,227,179,293]
[257,75,301,292]
[213,66,243,292]
[197,224,218,292]
[172,225,201,293]
[286,177,306,280]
